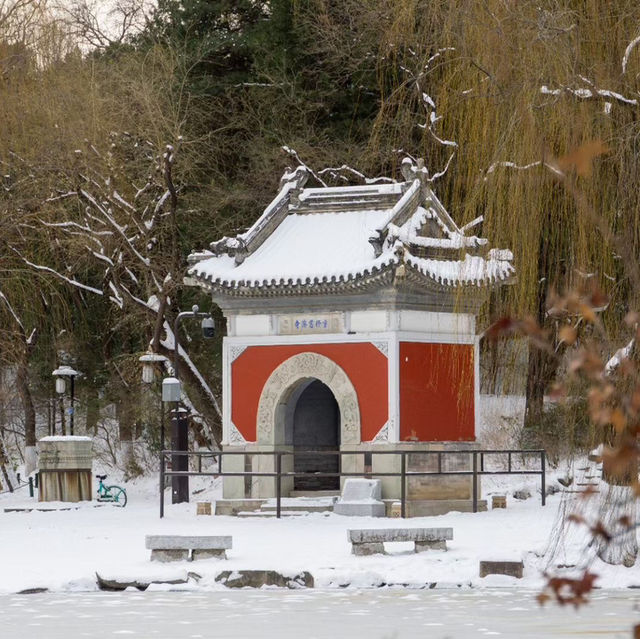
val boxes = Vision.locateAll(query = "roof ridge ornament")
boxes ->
[279,166,310,209]
[401,157,429,185]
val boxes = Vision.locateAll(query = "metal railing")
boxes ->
[159,448,546,518]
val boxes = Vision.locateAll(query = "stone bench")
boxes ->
[479,560,524,579]
[348,528,453,556]
[145,535,232,562]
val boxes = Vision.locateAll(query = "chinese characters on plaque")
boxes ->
[278,313,343,335]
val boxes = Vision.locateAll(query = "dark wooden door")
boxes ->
[293,380,340,490]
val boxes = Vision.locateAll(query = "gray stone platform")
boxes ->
[348,527,453,555]
[334,479,385,517]
[145,535,232,562]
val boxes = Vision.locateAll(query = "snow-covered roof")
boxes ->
[187,159,514,296]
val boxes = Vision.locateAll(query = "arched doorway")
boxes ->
[289,379,340,491]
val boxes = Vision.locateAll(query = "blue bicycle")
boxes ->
[96,474,127,507]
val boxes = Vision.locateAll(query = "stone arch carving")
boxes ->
[256,352,361,446]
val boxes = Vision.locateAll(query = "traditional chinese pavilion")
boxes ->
[187,158,514,514]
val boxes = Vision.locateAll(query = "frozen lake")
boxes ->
[1,589,638,638]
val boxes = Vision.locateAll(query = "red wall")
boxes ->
[231,343,388,442]
[399,342,475,441]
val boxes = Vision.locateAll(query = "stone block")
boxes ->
[150,549,189,562]
[192,549,226,560]
[492,495,506,509]
[479,560,524,579]
[352,542,385,556]
[388,501,402,517]
[334,478,385,517]
[415,540,447,552]
[196,502,212,515]
[334,501,386,517]
[341,478,382,501]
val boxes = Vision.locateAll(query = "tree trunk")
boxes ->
[524,220,559,430]
[16,361,37,474]
[524,344,557,429]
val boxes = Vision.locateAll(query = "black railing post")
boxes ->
[159,452,165,519]
[34,472,38,489]
[276,452,282,519]
[400,452,407,518]
[508,452,512,473]
[28,476,33,498]
[541,450,546,506]
[472,451,478,513]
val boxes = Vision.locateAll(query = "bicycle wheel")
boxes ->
[108,486,127,508]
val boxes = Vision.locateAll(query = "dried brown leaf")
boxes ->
[556,140,609,177]
[559,325,577,345]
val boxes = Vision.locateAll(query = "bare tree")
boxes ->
[54,0,151,51]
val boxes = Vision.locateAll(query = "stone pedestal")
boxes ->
[334,478,385,517]
[37,436,92,502]
[151,549,189,562]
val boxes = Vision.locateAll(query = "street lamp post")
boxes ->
[52,366,81,436]
[162,305,214,505]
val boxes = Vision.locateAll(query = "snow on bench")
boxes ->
[145,535,232,562]
[348,528,453,555]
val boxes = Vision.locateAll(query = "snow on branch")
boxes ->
[541,85,638,106]
[406,48,458,149]
[318,164,395,185]
[281,146,328,187]
[605,339,635,375]
[11,247,103,295]
[0,288,24,331]
[485,159,564,179]
[79,189,150,266]
[623,35,640,74]
[427,151,456,182]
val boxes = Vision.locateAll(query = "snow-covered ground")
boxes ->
[0,467,637,595]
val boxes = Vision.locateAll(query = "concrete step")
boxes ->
[260,504,333,513]
[260,497,336,513]
[289,490,340,498]
[237,511,311,518]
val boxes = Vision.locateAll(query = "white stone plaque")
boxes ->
[278,313,344,335]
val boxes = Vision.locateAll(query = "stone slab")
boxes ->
[340,478,382,501]
[334,502,386,517]
[479,560,524,579]
[348,528,453,544]
[145,535,232,550]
